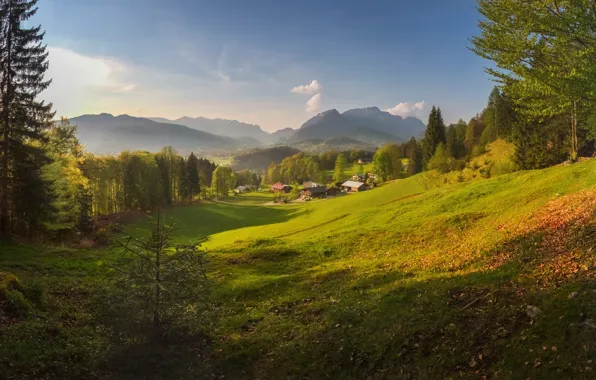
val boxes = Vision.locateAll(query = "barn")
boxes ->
[342,180,366,192]
[271,182,290,193]
[302,185,327,198]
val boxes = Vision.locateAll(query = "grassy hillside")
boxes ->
[4,158,596,379]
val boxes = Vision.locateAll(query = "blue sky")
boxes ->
[38,0,494,131]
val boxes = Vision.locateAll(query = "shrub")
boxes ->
[5,290,33,317]
[23,281,46,308]
[471,144,486,157]
[0,272,23,300]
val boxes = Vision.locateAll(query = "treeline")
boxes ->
[263,149,374,185]
[371,82,555,180]
[84,145,217,215]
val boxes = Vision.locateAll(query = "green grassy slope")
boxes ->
[4,159,596,379]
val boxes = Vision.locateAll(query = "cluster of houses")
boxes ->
[269,177,368,200]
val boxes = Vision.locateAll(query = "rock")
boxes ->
[526,305,543,319]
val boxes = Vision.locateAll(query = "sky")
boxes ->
[36,0,495,132]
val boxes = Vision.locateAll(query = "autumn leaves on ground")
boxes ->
[3,154,596,379]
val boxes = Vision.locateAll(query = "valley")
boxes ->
[4,158,596,379]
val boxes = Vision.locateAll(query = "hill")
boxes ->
[289,137,377,153]
[230,146,301,171]
[4,159,596,378]
[290,107,426,144]
[269,127,296,143]
[71,114,241,154]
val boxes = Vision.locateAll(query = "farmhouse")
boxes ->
[302,181,323,189]
[271,182,291,193]
[302,185,327,198]
[342,180,366,192]
[234,185,251,194]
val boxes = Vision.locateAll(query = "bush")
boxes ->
[4,290,33,317]
[427,143,450,173]
[0,272,23,300]
[471,144,486,157]
[23,281,46,308]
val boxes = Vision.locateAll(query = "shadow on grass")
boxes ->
[128,202,304,241]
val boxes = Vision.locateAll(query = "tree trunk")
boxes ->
[154,210,162,330]
[0,6,13,235]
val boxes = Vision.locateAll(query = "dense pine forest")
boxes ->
[4,0,596,379]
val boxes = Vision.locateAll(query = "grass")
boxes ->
[5,158,596,378]
[214,191,276,205]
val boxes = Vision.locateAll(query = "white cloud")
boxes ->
[114,84,137,93]
[291,80,323,112]
[291,79,322,95]
[385,101,426,118]
[306,94,322,113]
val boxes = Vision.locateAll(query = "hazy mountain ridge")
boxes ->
[150,116,270,144]
[71,114,241,154]
[69,108,426,155]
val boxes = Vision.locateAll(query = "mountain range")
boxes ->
[71,107,426,155]
[291,107,425,144]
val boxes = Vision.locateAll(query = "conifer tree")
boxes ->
[185,153,200,202]
[0,0,55,236]
[421,106,446,166]
[406,137,423,175]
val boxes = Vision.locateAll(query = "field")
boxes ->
[4,159,596,378]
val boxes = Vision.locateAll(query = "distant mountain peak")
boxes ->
[292,106,426,144]
[343,106,382,114]
[320,109,340,116]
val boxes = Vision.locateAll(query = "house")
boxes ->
[302,185,327,198]
[342,180,366,192]
[234,185,251,194]
[302,181,323,189]
[358,158,373,164]
[271,182,290,193]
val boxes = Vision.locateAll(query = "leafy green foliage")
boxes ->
[427,143,450,173]
[211,166,236,197]
[333,153,347,182]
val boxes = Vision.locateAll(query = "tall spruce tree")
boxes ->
[421,106,446,166]
[185,153,200,202]
[0,0,55,236]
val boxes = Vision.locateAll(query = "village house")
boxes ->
[342,180,366,192]
[234,185,251,194]
[271,182,291,193]
[302,185,327,198]
[302,181,323,189]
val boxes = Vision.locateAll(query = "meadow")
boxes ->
[4,158,596,379]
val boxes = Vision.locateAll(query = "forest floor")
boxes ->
[4,157,596,379]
